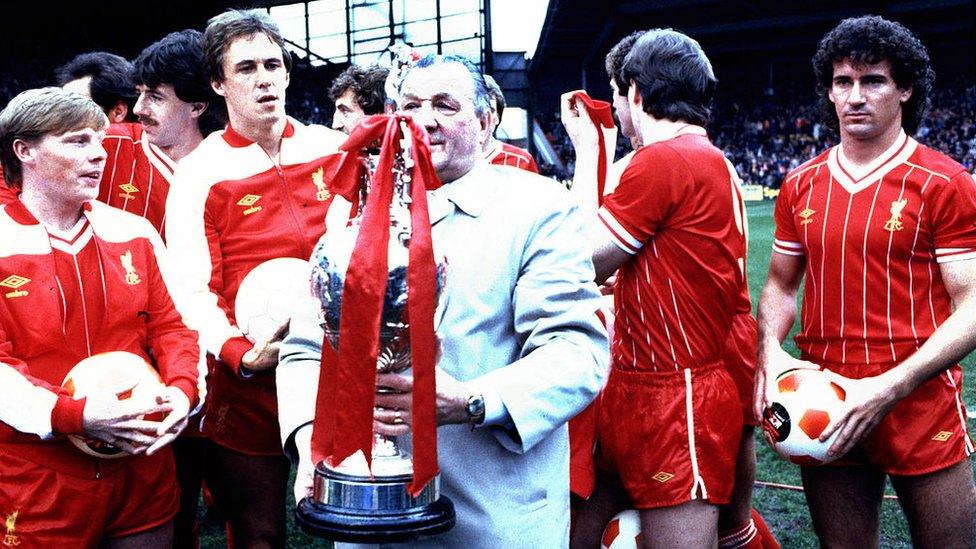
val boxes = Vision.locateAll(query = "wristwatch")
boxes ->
[466,393,486,425]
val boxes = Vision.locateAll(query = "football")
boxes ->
[601,509,642,549]
[61,351,164,459]
[762,367,849,465]
[234,257,315,344]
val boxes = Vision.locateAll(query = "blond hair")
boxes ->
[0,87,107,187]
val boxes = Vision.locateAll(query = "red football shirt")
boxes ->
[599,127,748,371]
[99,122,176,235]
[773,132,976,365]
[485,140,539,173]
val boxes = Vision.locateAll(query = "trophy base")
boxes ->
[296,467,455,543]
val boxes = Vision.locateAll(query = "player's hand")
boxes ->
[753,346,820,424]
[293,425,315,504]
[818,370,901,458]
[81,392,169,454]
[145,387,191,456]
[560,90,600,151]
[242,319,290,373]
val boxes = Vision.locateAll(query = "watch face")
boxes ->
[467,394,485,420]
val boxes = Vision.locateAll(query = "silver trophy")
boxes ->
[296,127,453,542]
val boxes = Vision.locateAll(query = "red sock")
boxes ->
[718,518,761,549]
[751,508,780,549]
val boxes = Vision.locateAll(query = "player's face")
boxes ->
[610,79,635,141]
[19,127,106,206]
[331,89,366,134]
[828,58,911,143]
[213,33,290,128]
[400,63,490,184]
[134,83,201,149]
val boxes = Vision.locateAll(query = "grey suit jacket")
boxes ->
[277,163,609,548]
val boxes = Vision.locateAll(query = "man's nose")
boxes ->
[848,81,864,103]
[256,65,273,86]
[133,94,148,118]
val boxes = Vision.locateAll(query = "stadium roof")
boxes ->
[530,0,973,107]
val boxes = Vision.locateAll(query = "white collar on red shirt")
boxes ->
[829,130,917,194]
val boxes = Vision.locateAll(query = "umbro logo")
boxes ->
[932,431,952,442]
[237,194,263,216]
[0,275,30,298]
[799,208,815,226]
[118,183,139,200]
[652,472,674,483]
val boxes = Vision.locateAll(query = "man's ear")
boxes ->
[189,102,208,120]
[899,84,913,104]
[107,101,128,124]
[211,79,226,97]
[478,111,492,146]
[12,139,35,164]
[627,79,642,108]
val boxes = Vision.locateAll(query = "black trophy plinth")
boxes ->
[295,467,455,543]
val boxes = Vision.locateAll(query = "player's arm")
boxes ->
[820,256,976,458]
[0,328,166,452]
[753,250,810,420]
[165,161,271,377]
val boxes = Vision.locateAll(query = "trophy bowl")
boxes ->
[296,145,454,542]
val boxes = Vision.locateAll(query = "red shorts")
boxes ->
[597,363,742,509]
[0,447,178,545]
[723,313,758,427]
[569,399,599,499]
[204,358,283,455]
[819,361,973,475]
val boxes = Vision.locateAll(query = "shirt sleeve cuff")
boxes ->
[219,336,253,377]
[51,395,87,435]
[170,378,199,410]
[480,385,510,427]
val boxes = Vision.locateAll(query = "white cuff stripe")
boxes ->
[936,251,976,264]
[772,245,805,256]
[774,239,804,250]
[598,208,642,253]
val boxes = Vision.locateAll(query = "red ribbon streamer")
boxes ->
[571,92,615,205]
[311,114,442,496]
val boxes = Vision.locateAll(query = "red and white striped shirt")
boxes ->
[599,128,747,371]
[99,122,177,236]
[485,140,539,173]
[773,132,976,365]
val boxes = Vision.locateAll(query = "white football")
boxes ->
[235,257,314,343]
[601,509,642,549]
[762,368,849,465]
[61,351,164,459]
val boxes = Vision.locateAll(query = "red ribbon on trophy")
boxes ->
[571,91,615,204]
[311,114,442,496]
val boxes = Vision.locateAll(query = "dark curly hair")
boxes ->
[328,64,389,115]
[133,30,225,134]
[605,30,645,95]
[812,15,934,134]
[621,29,716,126]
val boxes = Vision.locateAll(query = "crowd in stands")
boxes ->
[541,81,975,186]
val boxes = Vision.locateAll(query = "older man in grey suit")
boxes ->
[276,54,608,547]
